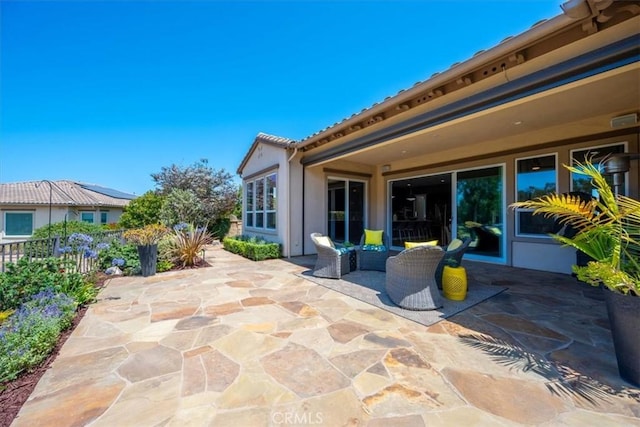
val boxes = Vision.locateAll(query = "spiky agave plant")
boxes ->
[172,223,212,267]
[511,159,639,295]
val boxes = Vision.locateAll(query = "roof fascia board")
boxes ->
[237,136,292,176]
[298,13,577,148]
[301,35,639,166]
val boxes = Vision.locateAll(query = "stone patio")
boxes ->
[12,245,640,426]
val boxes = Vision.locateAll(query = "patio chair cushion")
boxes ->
[364,229,383,246]
[336,247,350,255]
[405,240,438,249]
[315,235,334,248]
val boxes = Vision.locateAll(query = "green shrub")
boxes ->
[0,258,89,310]
[118,191,165,229]
[0,289,76,382]
[210,217,230,239]
[223,235,280,261]
[97,240,141,275]
[99,236,178,275]
[31,221,104,241]
[156,260,174,273]
[158,234,177,262]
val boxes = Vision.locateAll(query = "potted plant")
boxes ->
[442,258,468,301]
[511,158,639,386]
[123,224,169,277]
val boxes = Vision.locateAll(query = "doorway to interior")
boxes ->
[390,173,452,248]
[327,178,366,244]
[389,165,505,261]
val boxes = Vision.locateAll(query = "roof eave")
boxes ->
[297,11,581,150]
[237,133,296,176]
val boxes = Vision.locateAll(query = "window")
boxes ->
[80,212,95,223]
[255,179,264,228]
[571,143,626,197]
[244,172,277,230]
[266,174,277,229]
[245,182,254,227]
[100,211,108,224]
[515,154,557,236]
[5,212,34,236]
[457,165,504,259]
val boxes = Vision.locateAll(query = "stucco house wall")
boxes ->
[238,137,292,255]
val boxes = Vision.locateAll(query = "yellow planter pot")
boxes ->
[443,265,468,301]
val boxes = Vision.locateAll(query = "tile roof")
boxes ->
[255,132,297,146]
[0,180,136,207]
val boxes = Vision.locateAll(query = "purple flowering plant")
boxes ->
[59,233,111,272]
[0,289,76,382]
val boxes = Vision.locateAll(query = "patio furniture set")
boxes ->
[310,231,471,311]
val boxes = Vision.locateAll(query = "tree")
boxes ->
[118,191,165,229]
[159,189,204,226]
[232,184,242,218]
[152,159,238,225]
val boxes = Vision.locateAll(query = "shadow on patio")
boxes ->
[285,255,640,409]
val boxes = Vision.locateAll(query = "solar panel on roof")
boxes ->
[76,183,137,200]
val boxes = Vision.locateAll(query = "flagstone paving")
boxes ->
[13,245,640,426]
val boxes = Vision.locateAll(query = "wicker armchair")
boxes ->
[385,245,445,310]
[435,237,472,290]
[357,232,390,271]
[310,233,350,279]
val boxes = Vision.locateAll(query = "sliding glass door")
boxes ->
[328,179,365,244]
[456,165,504,259]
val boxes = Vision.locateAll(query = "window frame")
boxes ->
[245,181,254,228]
[265,174,277,230]
[569,142,628,196]
[244,172,277,232]
[100,211,109,224]
[4,211,34,237]
[80,211,95,224]
[514,153,558,238]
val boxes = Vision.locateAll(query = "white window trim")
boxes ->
[244,172,278,232]
[514,153,558,239]
[245,181,255,228]
[265,174,277,230]
[4,211,34,237]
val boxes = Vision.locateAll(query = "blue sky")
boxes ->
[0,1,562,195]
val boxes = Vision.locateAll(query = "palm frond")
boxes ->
[511,158,639,292]
[512,193,600,232]
[458,334,625,404]
[565,159,619,216]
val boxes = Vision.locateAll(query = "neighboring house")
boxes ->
[0,180,136,243]
[238,1,639,274]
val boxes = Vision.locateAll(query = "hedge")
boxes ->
[222,236,280,261]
